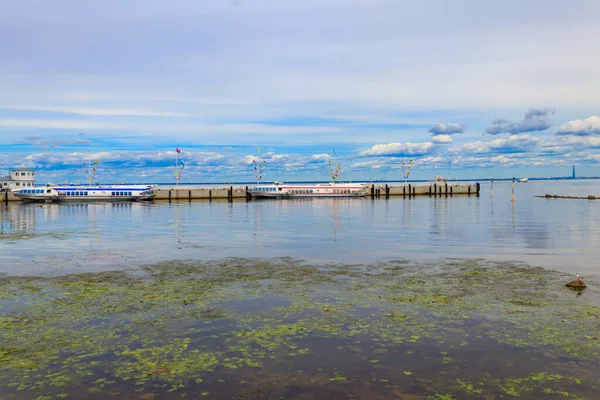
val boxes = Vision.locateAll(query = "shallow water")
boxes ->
[1,179,600,399]
[1,258,599,399]
[1,179,600,276]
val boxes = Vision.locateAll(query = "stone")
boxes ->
[566,280,587,289]
[138,393,157,400]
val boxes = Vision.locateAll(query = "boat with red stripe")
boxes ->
[250,181,367,198]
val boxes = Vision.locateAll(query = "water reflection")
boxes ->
[0,203,37,234]
[1,180,600,276]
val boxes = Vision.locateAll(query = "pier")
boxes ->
[2,182,480,202]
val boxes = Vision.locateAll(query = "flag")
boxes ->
[176,148,181,154]
[181,160,185,168]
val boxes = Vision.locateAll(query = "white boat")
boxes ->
[518,178,528,183]
[434,174,448,183]
[13,184,157,202]
[250,181,368,198]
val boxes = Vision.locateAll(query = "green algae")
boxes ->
[1,258,599,398]
[0,231,69,242]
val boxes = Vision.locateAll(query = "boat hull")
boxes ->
[13,185,157,203]
[250,182,368,199]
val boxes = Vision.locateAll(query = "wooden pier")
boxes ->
[1,182,480,203]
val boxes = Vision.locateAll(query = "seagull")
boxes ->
[576,273,583,282]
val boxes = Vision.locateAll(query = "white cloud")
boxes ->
[311,153,331,161]
[431,134,453,144]
[462,134,540,154]
[556,116,600,136]
[359,142,436,156]
[558,135,600,149]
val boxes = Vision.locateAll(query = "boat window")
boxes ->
[128,192,132,196]
[47,190,51,193]
[84,192,88,195]
[310,190,313,193]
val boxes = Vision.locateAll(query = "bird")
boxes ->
[576,273,583,282]
[38,205,45,209]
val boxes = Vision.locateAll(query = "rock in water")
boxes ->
[566,280,587,289]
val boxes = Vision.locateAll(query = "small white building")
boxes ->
[0,169,36,191]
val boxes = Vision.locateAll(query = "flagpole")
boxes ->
[176,148,178,187]
[404,146,407,186]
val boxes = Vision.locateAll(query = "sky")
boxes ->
[1,0,600,183]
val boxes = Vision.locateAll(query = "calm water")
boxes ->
[2,179,600,399]
[2,179,600,276]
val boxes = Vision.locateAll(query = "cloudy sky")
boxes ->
[1,0,599,183]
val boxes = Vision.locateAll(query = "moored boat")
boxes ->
[250,181,368,199]
[13,184,157,202]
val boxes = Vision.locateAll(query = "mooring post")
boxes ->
[433,183,437,197]
[468,185,471,196]
[476,182,481,197]
[429,185,432,196]
[413,186,415,196]
[408,184,412,197]
[385,184,389,198]
[445,183,448,196]
[168,190,172,203]
[371,184,375,198]
[188,190,191,202]
[450,186,453,196]
[209,189,212,201]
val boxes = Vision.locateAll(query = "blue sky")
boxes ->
[1,0,599,183]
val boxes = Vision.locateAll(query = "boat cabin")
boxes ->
[0,169,35,191]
